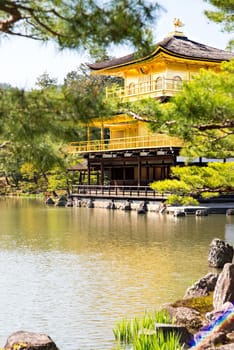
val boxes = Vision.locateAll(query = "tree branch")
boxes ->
[0,141,10,149]
[196,120,234,131]
[127,111,151,122]
[0,1,67,38]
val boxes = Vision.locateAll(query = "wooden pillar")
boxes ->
[146,162,149,183]
[123,161,126,185]
[87,157,91,185]
[153,166,156,180]
[87,125,91,150]
[161,164,165,179]
[101,122,104,147]
[137,157,141,186]
[100,160,104,185]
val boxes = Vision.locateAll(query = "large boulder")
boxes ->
[208,238,233,268]
[164,305,206,331]
[213,263,234,310]
[184,273,218,298]
[4,331,59,350]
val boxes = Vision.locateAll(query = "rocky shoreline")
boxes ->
[45,195,234,216]
[2,238,234,350]
[158,238,234,349]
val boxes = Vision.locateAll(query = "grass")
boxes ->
[112,309,181,350]
[113,309,171,343]
[134,331,181,350]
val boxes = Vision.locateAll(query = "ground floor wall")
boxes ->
[86,152,177,186]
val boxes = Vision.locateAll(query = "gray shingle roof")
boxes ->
[87,34,234,71]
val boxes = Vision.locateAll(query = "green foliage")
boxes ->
[204,0,234,48]
[36,73,58,89]
[0,1,161,56]
[122,98,164,122]
[0,67,117,190]
[47,167,68,192]
[113,309,171,344]
[150,162,234,200]
[165,195,199,206]
[201,191,219,199]
[62,65,119,124]
[133,331,181,350]
[20,163,37,181]
[148,60,234,158]
[150,179,191,195]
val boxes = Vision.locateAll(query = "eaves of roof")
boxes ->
[87,35,234,72]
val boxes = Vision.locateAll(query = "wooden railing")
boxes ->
[68,134,183,154]
[106,78,184,101]
[71,185,168,199]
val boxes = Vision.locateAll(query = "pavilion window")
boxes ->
[155,76,163,90]
[128,82,136,95]
[125,167,134,180]
[173,76,182,90]
[112,168,124,180]
[138,75,151,92]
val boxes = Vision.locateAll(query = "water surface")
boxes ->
[0,198,233,349]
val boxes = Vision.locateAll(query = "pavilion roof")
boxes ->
[87,33,234,71]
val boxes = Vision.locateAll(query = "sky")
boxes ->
[0,0,232,89]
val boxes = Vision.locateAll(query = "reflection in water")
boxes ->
[0,198,232,349]
[225,222,234,243]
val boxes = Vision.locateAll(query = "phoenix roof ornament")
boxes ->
[173,18,184,31]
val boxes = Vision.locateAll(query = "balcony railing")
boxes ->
[68,134,183,154]
[106,78,184,101]
[71,185,168,200]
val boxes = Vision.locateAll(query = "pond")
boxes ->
[0,198,233,350]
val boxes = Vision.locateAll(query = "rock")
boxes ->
[106,200,116,209]
[206,301,233,321]
[137,206,146,214]
[121,200,131,211]
[212,304,234,334]
[58,195,67,202]
[45,197,55,205]
[213,263,234,310]
[196,209,208,216]
[86,199,94,208]
[4,331,59,350]
[137,201,148,214]
[157,202,167,213]
[55,200,66,207]
[192,303,234,349]
[66,199,73,207]
[174,210,185,217]
[218,345,234,349]
[226,209,234,216]
[55,195,67,207]
[226,330,234,342]
[192,330,227,350]
[184,273,218,298]
[164,305,206,331]
[73,198,82,207]
[155,323,194,348]
[208,238,233,268]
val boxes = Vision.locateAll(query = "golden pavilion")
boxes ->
[69,22,233,188]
